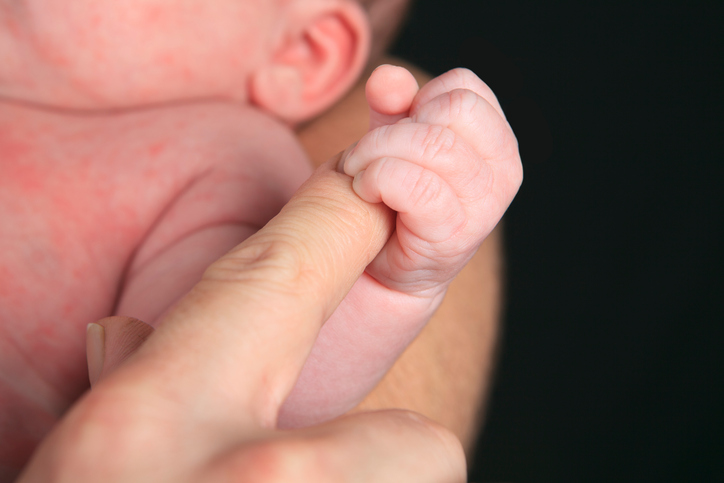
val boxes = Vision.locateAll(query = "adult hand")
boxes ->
[18,158,466,482]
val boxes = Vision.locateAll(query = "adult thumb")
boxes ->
[86,316,154,386]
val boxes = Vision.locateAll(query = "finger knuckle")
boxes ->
[501,130,523,189]
[511,151,524,191]
[50,393,164,478]
[206,238,310,292]
[448,88,481,120]
[235,440,336,483]
[369,123,394,152]
[406,168,443,209]
[491,121,519,160]
[384,410,467,483]
[451,67,498,102]
[487,127,523,205]
[418,124,456,160]
[449,67,478,90]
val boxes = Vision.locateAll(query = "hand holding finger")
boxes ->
[20,158,397,481]
[106,158,394,430]
[339,68,522,294]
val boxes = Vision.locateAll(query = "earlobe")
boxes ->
[249,0,371,124]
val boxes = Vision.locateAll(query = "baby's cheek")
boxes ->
[14,1,202,105]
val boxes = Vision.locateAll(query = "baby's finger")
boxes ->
[412,88,522,195]
[102,158,394,431]
[342,122,493,204]
[206,410,466,483]
[410,67,506,121]
[352,157,466,244]
[366,64,419,131]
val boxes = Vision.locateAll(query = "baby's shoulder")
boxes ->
[2,100,308,180]
[0,101,311,214]
[0,100,313,311]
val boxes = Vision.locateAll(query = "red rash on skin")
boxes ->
[0,0,274,108]
[0,0,354,475]
[1,16,20,40]
[147,141,167,157]
[0,98,312,476]
[0,131,32,163]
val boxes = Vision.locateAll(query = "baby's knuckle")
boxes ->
[449,67,478,88]
[491,121,518,159]
[492,130,523,199]
[409,169,443,208]
[418,125,456,160]
[510,151,524,190]
[369,123,393,152]
[451,67,497,98]
[448,88,480,120]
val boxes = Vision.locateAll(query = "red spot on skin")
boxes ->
[71,266,84,281]
[0,266,25,304]
[62,303,73,318]
[141,5,167,27]
[147,141,167,157]
[0,131,32,162]
[0,132,44,193]
[1,13,21,40]
[14,166,44,195]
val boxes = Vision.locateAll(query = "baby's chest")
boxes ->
[0,152,164,406]
[0,138,177,368]
[0,115,185,372]
[0,176,136,323]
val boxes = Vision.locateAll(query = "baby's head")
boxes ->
[0,0,411,121]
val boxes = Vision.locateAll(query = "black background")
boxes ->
[390,1,723,481]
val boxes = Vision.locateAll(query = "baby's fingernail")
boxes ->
[337,141,358,174]
[352,170,366,196]
[86,323,106,387]
[336,153,346,173]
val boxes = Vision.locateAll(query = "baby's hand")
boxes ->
[340,65,522,296]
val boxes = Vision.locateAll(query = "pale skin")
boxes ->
[298,60,507,450]
[0,0,520,479]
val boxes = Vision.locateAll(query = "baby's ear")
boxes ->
[249,0,370,124]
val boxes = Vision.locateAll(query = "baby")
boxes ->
[0,0,522,477]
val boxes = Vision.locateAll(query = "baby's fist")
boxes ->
[341,67,522,296]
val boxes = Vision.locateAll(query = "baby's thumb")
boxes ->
[86,316,154,386]
[366,64,419,131]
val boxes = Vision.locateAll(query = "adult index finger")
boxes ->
[102,157,394,431]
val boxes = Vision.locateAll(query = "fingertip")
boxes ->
[366,65,419,115]
[338,141,359,175]
[351,169,382,204]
